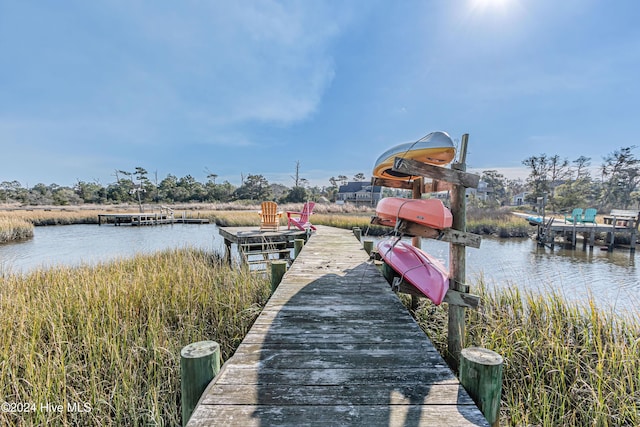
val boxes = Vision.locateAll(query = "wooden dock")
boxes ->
[188,225,489,426]
[97,213,210,226]
[538,218,637,252]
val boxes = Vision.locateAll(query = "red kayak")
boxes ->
[375,197,453,230]
[377,239,449,305]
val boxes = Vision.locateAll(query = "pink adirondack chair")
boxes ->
[286,202,317,231]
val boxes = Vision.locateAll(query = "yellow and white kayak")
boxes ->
[372,131,456,181]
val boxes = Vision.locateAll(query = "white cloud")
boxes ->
[110,1,345,128]
[2,1,351,157]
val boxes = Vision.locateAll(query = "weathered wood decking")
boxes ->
[188,225,488,426]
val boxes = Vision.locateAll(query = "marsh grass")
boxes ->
[0,217,35,243]
[411,285,640,426]
[1,204,531,238]
[0,249,270,426]
[467,207,531,237]
[0,209,111,225]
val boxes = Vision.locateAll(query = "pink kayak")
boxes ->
[375,197,453,230]
[377,239,449,305]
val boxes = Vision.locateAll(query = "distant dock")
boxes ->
[536,218,637,252]
[97,212,209,226]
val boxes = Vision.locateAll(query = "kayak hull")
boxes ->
[375,197,453,230]
[377,239,449,305]
[372,131,456,181]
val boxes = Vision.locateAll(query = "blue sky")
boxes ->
[1,0,639,188]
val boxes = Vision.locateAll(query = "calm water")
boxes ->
[1,224,638,315]
[0,224,226,273]
[414,237,638,316]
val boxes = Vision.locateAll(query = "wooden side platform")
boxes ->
[188,225,488,426]
[218,226,309,269]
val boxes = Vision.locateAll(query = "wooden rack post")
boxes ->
[448,133,469,369]
[410,177,424,311]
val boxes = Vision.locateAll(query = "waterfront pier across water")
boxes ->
[537,218,638,252]
[187,225,488,426]
[97,211,209,226]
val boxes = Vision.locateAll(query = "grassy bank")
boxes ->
[0,204,532,238]
[0,217,35,243]
[0,249,270,426]
[410,285,640,426]
[0,208,106,226]
[467,207,531,237]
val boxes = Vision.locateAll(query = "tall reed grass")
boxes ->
[467,207,531,237]
[0,209,105,225]
[2,204,533,238]
[0,217,34,243]
[411,284,640,426]
[0,249,270,426]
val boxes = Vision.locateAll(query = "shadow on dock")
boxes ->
[247,266,485,426]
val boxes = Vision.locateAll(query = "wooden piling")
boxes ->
[362,239,374,255]
[180,341,221,427]
[460,347,503,427]
[270,260,287,293]
[294,238,305,259]
[352,227,361,242]
[448,134,469,369]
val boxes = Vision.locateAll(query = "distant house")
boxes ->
[336,182,382,206]
[466,180,491,202]
[512,192,529,206]
[429,182,491,202]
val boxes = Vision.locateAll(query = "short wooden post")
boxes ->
[294,238,305,259]
[608,231,614,252]
[180,341,221,427]
[362,240,374,255]
[224,239,232,265]
[460,347,503,427]
[270,260,287,293]
[353,227,361,241]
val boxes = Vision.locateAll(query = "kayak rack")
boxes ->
[372,134,483,371]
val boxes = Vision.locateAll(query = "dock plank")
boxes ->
[213,366,460,386]
[201,384,474,405]
[187,225,489,426]
[188,405,488,427]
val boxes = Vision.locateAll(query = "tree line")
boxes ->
[2,146,637,211]
[0,166,369,206]
[477,145,640,212]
